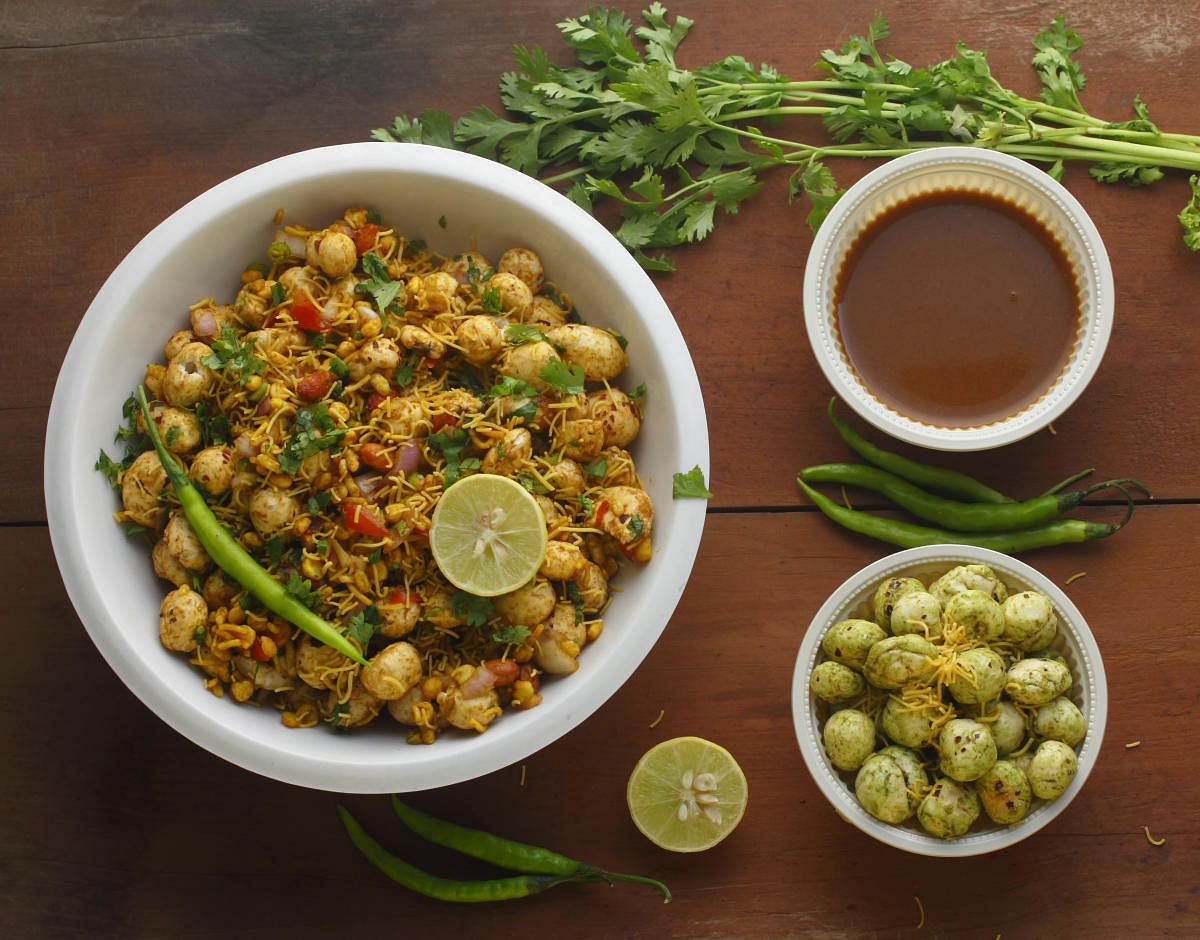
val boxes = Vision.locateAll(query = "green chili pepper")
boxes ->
[135,386,368,666]
[799,463,1148,533]
[391,796,671,899]
[797,479,1136,553]
[827,398,1013,503]
[338,806,584,902]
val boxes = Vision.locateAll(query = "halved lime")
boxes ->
[626,736,748,852]
[429,473,547,597]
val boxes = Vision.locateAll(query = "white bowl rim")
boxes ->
[45,142,709,792]
[790,544,1108,857]
[802,146,1114,452]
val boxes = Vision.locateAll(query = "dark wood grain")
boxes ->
[5,0,1199,936]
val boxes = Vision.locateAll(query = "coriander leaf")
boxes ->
[283,573,322,610]
[626,515,645,539]
[565,581,585,623]
[356,251,405,314]
[627,383,646,401]
[789,159,845,233]
[278,402,346,475]
[346,605,381,649]
[582,456,607,477]
[428,427,472,485]
[394,351,420,387]
[672,465,713,498]
[481,286,504,313]
[1180,175,1200,251]
[505,322,549,346]
[539,357,586,394]
[451,591,494,628]
[95,449,122,486]
[201,322,264,383]
[491,623,531,644]
[1032,14,1086,112]
[195,400,230,446]
[264,536,285,568]
[488,375,540,399]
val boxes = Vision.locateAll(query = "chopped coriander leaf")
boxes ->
[626,515,645,539]
[327,356,350,380]
[283,573,322,610]
[264,536,285,568]
[394,351,420,387]
[95,449,122,486]
[428,427,472,485]
[307,491,332,514]
[465,255,493,288]
[451,590,494,628]
[517,473,549,495]
[448,368,486,397]
[438,215,447,228]
[609,329,628,350]
[315,538,329,554]
[324,702,350,726]
[565,581,585,623]
[504,323,547,346]
[406,237,427,253]
[124,523,151,540]
[346,605,382,649]
[582,457,607,477]
[627,383,646,401]
[195,400,230,446]
[539,357,585,395]
[201,322,265,384]
[579,493,595,516]
[277,402,346,474]
[672,465,713,499]
[492,623,531,644]
[356,251,405,315]
[508,399,539,423]
[365,207,382,224]
[488,376,540,399]
[270,282,286,307]
[164,426,181,448]
[481,286,503,314]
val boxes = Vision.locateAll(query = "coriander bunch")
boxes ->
[373,4,1200,269]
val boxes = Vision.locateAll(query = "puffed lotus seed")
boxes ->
[987,700,1030,757]
[1002,591,1058,651]
[929,564,1007,607]
[946,646,1007,704]
[872,576,926,628]
[863,634,937,689]
[889,590,943,639]
[1032,696,1087,747]
[854,747,927,824]
[944,589,1004,642]
[917,776,982,840]
[809,660,866,704]
[823,709,877,772]
[1005,658,1072,706]
[821,618,887,671]
[975,759,1034,825]
[881,696,939,749]
[938,718,998,782]
[1027,739,1078,800]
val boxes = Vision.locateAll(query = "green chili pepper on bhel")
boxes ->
[135,386,369,667]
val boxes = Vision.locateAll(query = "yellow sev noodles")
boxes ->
[118,207,653,742]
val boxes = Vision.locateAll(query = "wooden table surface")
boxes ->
[5,1,1199,936]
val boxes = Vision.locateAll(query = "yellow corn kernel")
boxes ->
[242,531,263,549]
[256,635,278,660]
[361,317,382,339]
[268,472,293,489]
[254,453,280,475]
[630,538,653,563]
[586,619,604,642]
[384,503,405,524]
[226,604,245,626]
[231,680,255,703]
[369,371,391,394]
[342,429,358,446]
[301,555,324,580]
[327,401,351,423]
[342,450,360,474]
[378,234,397,257]
[240,268,260,284]
[336,339,356,359]
[243,375,263,393]
[292,516,311,537]
[352,570,371,595]
[420,676,444,700]
[344,207,368,229]
[372,560,388,583]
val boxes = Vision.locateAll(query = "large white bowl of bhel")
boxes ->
[45,143,709,793]
[791,545,1106,856]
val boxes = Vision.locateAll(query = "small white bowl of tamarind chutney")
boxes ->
[803,146,1113,451]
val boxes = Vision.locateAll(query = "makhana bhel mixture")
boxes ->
[98,206,654,742]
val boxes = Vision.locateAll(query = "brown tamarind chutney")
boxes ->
[832,189,1082,428]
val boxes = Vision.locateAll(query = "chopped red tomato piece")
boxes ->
[352,223,379,255]
[429,411,457,430]
[288,293,329,333]
[342,503,390,538]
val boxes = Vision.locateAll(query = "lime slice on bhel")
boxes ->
[429,473,547,597]
[626,736,748,852]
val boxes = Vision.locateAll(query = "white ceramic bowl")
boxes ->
[46,143,709,793]
[803,147,1113,451]
[791,545,1106,856]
